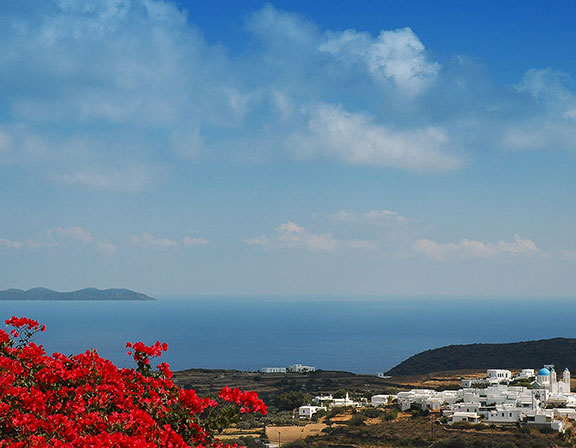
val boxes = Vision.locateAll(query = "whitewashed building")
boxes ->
[331,392,360,408]
[371,395,391,406]
[487,369,512,383]
[260,367,287,373]
[518,369,535,378]
[298,406,326,419]
[287,363,316,373]
[449,412,481,424]
[533,367,571,394]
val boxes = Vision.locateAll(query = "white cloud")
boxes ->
[25,226,94,248]
[276,221,339,252]
[52,226,94,244]
[0,238,23,249]
[130,232,177,250]
[244,221,377,252]
[182,236,208,247]
[363,209,407,224]
[502,68,576,151]
[319,27,440,95]
[291,103,461,171]
[242,235,270,247]
[97,239,117,257]
[0,0,238,186]
[1,0,575,191]
[516,68,576,111]
[413,234,541,261]
[26,236,61,249]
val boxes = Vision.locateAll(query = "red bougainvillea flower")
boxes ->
[0,316,267,447]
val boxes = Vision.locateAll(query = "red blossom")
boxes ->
[0,317,265,448]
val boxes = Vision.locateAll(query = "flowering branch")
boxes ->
[0,316,267,447]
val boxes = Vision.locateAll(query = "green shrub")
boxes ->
[382,409,399,421]
[283,440,308,448]
[347,414,367,426]
[236,436,264,448]
[361,407,382,418]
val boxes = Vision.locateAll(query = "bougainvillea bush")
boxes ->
[0,317,266,447]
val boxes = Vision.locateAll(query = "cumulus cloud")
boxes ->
[51,226,94,244]
[0,0,236,185]
[291,103,460,171]
[1,1,574,191]
[0,238,23,249]
[130,233,178,250]
[242,235,270,247]
[413,234,541,261]
[502,69,576,151]
[1,226,103,250]
[25,226,94,248]
[244,221,377,252]
[0,0,463,185]
[182,236,209,247]
[319,27,440,95]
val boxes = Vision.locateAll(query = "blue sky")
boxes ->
[1,0,575,297]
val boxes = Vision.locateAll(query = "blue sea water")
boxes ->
[1,297,575,374]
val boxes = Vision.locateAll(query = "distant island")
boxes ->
[385,337,576,376]
[0,288,156,301]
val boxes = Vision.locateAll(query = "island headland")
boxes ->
[0,287,156,301]
[384,337,576,376]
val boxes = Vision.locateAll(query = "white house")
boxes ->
[298,406,326,419]
[451,402,481,414]
[371,395,390,406]
[422,397,443,411]
[485,405,525,423]
[260,367,287,373]
[487,369,512,382]
[526,410,564,432]
[449,412,481,424]
[331,392,360,408]
[517,369,535,378]
[287,363,316,373]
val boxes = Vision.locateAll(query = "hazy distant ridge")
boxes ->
[0,288,155,301]
[385,337,576,376]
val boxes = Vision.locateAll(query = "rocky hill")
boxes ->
[385,337,576,376]
[0,287,155,301]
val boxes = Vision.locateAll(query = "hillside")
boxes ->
[0,287,155,301]
[173,369,394,401]
[385,337,576,376]
[172,368,484,398]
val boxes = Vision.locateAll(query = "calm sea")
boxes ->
[1,297,574,374]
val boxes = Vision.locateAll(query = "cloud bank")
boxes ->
[1,1,574,191]
[413,234,541,261]
[244,221,377,252]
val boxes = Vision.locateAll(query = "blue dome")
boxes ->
[538,368,550,376]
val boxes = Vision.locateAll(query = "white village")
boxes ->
[287,365,576,433]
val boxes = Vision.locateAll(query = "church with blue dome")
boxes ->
[535,365,571,393]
